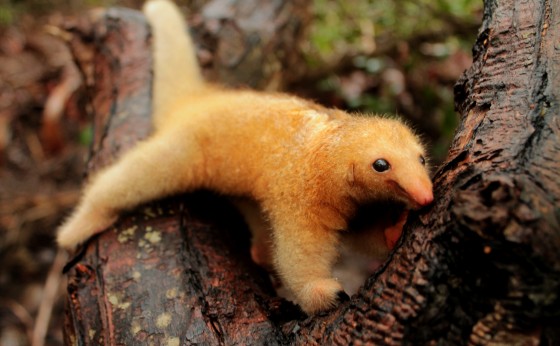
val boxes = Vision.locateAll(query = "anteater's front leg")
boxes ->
[271,211,347,314]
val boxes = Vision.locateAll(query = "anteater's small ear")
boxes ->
[346,163,355,186]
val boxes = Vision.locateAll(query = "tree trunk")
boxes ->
[62,0,560,345]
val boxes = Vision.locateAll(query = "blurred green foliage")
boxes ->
[0,0,16,25]
[309,0,481,62]
[307,0,482,162]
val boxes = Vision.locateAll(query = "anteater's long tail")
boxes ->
[142,0,205,128]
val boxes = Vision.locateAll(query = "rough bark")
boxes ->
[63,0,560,345]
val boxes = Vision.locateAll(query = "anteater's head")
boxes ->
[341,116,433,209]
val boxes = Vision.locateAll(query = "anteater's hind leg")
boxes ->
[234,198,274,270]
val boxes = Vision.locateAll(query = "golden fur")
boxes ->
[57,0,433,314]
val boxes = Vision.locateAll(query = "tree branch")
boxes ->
[62,0,560,344]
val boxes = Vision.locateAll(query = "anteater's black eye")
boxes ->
[419,155,426,165]
[372,159,390,172]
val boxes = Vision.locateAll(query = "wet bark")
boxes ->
[63,0,560,345]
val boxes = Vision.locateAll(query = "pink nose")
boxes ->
[417,189,434,206]
[407,183,434,208]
